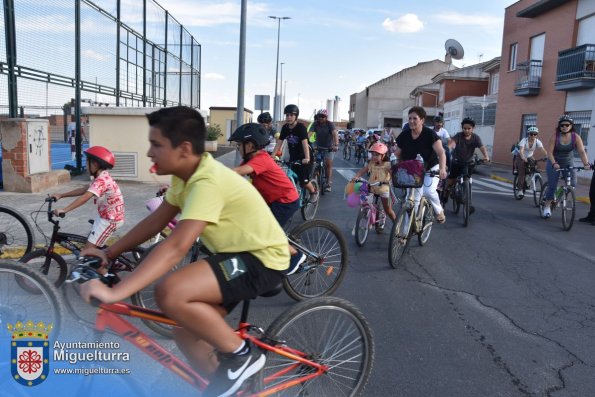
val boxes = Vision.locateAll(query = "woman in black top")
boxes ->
[395,106,447,223]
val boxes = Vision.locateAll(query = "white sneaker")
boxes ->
[542,207,551,218]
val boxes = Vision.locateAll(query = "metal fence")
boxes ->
[1,0,201,170]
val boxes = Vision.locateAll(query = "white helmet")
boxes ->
[527,126,539,134]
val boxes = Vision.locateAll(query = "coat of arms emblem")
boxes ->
[8,320,53,386]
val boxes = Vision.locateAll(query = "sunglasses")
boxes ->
[529,133,538,136]
[559,123,571,128]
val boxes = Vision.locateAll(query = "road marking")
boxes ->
[336,169,357,181]
[472,178,513,192]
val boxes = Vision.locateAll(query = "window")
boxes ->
[489,72,499,95]
[509,43,518,71]
[566,111,591,156]
[520,113,537,140]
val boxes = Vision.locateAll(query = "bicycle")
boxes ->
[352,178,396,247]
[65,256,374,396]
[277,160,319,221]
[343,139,352,161]
[354,143,366,165]
[0,205,35,259]
[513,157,546,206]
[388,173,436,268]
[538,166,591,231]
[312,147,330,195]
[17,197,143,293]
[446,158,486,227]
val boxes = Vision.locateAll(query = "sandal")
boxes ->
[436,211,446,224]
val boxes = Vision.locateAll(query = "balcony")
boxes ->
[555,44,595,91]
[514,60,542,96]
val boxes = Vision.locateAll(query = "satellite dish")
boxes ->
[445,39,464,61]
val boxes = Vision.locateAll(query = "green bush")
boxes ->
[206,124,223,141]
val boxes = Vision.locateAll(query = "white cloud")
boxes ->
[382,14,424,33]
[205,73,225,80]
[82,50,108,61]
[435,12,503,27]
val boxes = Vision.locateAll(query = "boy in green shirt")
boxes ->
[81,106,290,397]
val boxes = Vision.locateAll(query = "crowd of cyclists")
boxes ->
[47,103,594,396]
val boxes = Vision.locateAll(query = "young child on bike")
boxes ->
[52,146,124,250]
[80,106,290,397]
[230,122,305,272]
[351,142,396,224]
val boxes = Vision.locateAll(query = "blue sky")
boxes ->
[156,0,515,120]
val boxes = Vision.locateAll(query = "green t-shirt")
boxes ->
[165,153,289,271]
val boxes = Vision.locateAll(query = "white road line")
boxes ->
[473,178,512,192]
[336,169,357,181]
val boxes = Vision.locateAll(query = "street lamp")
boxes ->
[269,16,290,123]
[280,62,285,116]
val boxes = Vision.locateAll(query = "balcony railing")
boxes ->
[555,44,595,91]
[514,60,542,96]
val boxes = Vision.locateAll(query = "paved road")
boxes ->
[2,150,594,396]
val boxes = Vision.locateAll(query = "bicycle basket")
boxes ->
[392,160,424,188]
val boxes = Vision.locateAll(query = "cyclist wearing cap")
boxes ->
[514,126,546,198]
[257,112,277,154]
[273,104,319,203]
[308,109,339,192]
[51,146,125,249]
[542,115,591,218]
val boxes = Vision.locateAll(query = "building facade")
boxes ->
[494,0,594,165]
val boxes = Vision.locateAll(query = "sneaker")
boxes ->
[579,216,594,223]
[325,184,332,192]
[285,252,306,275]
[542,207,552,218]
[469,206,475,215]
[517,192,524,199]
[308,190,319,204]
[203,341,266,397]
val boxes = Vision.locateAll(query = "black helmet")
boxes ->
[229,123,270,148]
[461,117,475,127]
[433,115,443,122]
[257,112,272,123]
[284,104,299,117]
[558,115,574,125]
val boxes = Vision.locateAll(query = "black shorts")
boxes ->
[206,252,284,313]
[290,163,313,186]
[448,162,475,180]
[270,199,300,228]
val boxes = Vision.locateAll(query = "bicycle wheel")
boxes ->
[388,208,413,269]
[561,188,576,231]
[417,199,433,246]
[512,175,523,200]
[0,206,34,260]
[538,182,548,218]
[17,250,68,293]
[532,174,543,207]
[283,219,348,300]
[354,206,370,247]
[261,296,374,397]
[452,184,460,214]
[0,262,64,339]
[317,165,325,196]
[343,146,348,160]
[130,242,199,337]
[463,179,471,227]
[301,180,319,221]
[346,145,352,161]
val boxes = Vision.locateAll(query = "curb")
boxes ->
[489,174,590,205]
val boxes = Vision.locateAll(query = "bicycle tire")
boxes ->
[532,174,543,207]
[512,175,523,200]
[261,296,374,397]
[318,165,325,196]
[463,179,471,227]
[18,249,68,292]
[283,219,348,300]
[301,180,319,221]
[452,183,461,214]
[561,188,576,231]
[417,199,433,246]
[0,206,35,260]
[343,146,348,160]
[347,145,352,161]
[0,261,64,339]
[130,243,198,338]
[388,207,412,269]
[354,207,370,247]
[538,182,548,218]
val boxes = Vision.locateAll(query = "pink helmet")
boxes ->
[369,142,388,155]
[317,109,328,117]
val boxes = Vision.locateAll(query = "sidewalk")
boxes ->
[0,147,239,247]
[475,162,591,205]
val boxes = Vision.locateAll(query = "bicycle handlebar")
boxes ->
[352,178,389,187]
[44,196,65,224]
[67,256,119,290]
